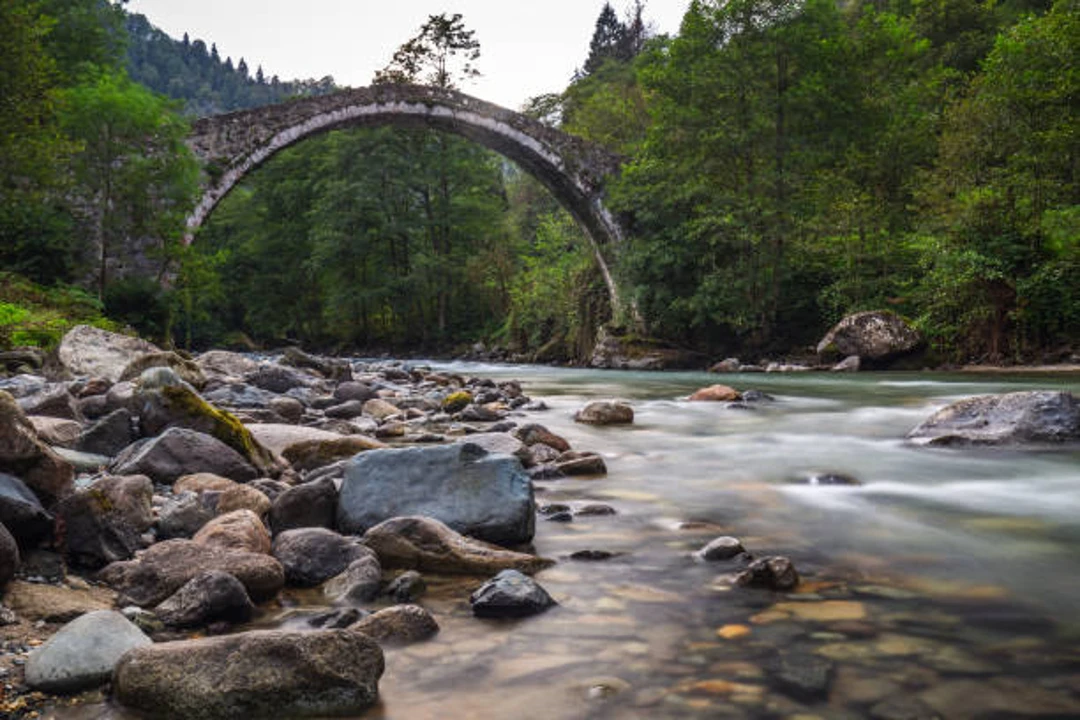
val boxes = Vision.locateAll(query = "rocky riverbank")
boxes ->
[2,325,1079,718]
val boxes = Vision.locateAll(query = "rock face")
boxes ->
[816,310,923,364]
[113,629,384,719]
[110,428,258,484]
[154,570,255,628]
[908,391,1080,446]
[57,325,159,381]
[338,443,535,546]
[272,528,373,587]
[100,538,284,607]
[361,516,553,575]
[25,610,151,693]
[470,569,557,618]
[573,400,634,425]
[0,391,74,505]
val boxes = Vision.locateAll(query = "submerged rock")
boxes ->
[735,556,800,591]
[350,604,439,645]
[688,384,742,402]
[908,391,1080,446]
[113,629,384,719]
[470,569,557,618]
[573,400,634,426]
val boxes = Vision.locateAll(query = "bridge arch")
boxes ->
[186,84,626,316]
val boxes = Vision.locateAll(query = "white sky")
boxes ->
[123,1,691,110]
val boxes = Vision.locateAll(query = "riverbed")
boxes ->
[58,365,1080,719]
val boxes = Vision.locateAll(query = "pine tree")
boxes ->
[237,57,248,77]
[583,3,625,74]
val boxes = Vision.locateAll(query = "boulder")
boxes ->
[193,509,271,555]
[324,555,383,604]
[268,396,304,423]
[174,472,237,494]
[361,516,552,575]
[735,556,800,591]
[688,384,742,402]
[156,492,215,540]
[333,381,376,404]
[908,391,1080,446]
[708,358,742,373]
[245,423,345,457]
[194,350,260,381]
[513,424,570,453]
[57,325,159,382]
[349,604,438,645]
[119,351,207,389]
[0,390,74,505]
[56,474,153,569]
[269,477,337,534]
[25,610,151,693]
[281,435,387,473]
[76,408,135,456]
[459,432,528,462]
[28,416,82,447]
[110,428,258,485]
[362,398,401,420]
[203,383,279,410]
[470,569,557,618]
[0,471,53,546]
[338,443,535,545]
[99,538,284,607]
[154,570,255,628]
[555,452,607,476]
[573,400,634,425]
[384,570,426,603]
[272,528,374,587]
[134,368,278,477]
[0,522,18,587]
[693,536,746,562]
[324,400,366,419]
[19,386,83,422]
[113,629,384,719]
[816,310,923,364]
[215,483,272,518]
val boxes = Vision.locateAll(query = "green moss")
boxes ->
[0,272,122,350]
[442,390,473,413]
[161,383,276,473]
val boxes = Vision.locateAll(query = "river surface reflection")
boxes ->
[55,365,1080,719]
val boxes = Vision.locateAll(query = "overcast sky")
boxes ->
[123,1,691,110]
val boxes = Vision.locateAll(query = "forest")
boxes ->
[1,0,1076,365]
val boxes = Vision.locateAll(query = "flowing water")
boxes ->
[53,366,1080,719]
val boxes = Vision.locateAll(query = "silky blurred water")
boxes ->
[50,365,1080,719]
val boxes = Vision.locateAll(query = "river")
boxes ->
[57,364,1080,719]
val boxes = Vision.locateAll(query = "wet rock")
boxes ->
[384,570,425,603]
[735,556,800,591]
[459,431,528,461]
[156,491,215,539]
[742,389,774,403]
[193,509,271,555]
[817,310,923,364]
[569,549,618,561]
[545,511,574,522]
[555,453,607,476]
[694,536,745,561]
[688,384,742,402]
[309,607,366,629]
[908,391,1080,446]
[134,368,278,477]
[0,390,74,505]
[361,516,553,575]
[768,652,833,701]
[76,408,135,456]
[576,503,617,516]
[281,435,387,472]
[0,471,53,546]
[99,538,285,607]
[111,428,258,484]
[272,527,374,587]
[113,629,384,719]
[574,400,634,425]
[794,471,862,486]
[0,522,17,587]
[460,404,505,422]
[832,355,862,372]
[25,610,151,693]
[155,570,255,628]
[56,474,153,569]
[324,555,383,604]
[269,477,337,534]
[57,325,159,382]
[338,443,535,546]
[350,604,439,645]
[514,423,571,452]
[470,569,557,618]
[442,390,473,413]
[120,351,207,389]
[708,358,741,373]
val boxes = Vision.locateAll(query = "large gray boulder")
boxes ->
[98,538,284,607]
[113,629,384,719]
[908,391,1080,446]
[816,310,923,364]
[25,610,151,693]
[57,325,159,382]
[338,443,535,546]
[361,516,552,575]
[110,428,258,485]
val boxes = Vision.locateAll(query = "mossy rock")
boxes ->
[442,391,473,414]
[136,368,279,478]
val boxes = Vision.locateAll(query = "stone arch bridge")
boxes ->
[186,84,627,316]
